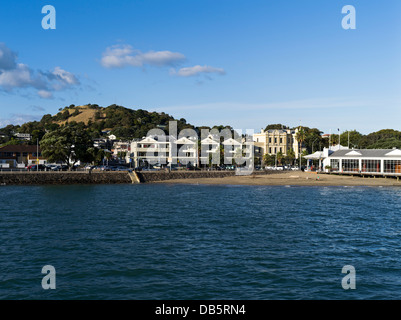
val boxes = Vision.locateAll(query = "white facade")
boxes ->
[130,134,252,168]
[313,147,401,175]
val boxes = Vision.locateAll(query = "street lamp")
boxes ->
[312,138,319,153]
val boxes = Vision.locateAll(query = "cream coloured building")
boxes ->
[253,128,304,159]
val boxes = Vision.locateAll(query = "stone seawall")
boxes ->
[0,172,131,185]
[138,170,236,182]
[0,170,274,185]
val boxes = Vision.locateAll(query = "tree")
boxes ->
[264,124,289,131]
[117,151,127,160]
[276,151,284,165]
[71,109,80,117]
[40,126,95,170]
[303,128,323,153]
[295,127,306,160]
[263,154,275,166]
[286,148,296,165]
[233,147,246,167]
[359,129,401,149]
[338,130,363,148]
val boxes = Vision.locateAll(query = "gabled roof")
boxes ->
[174,137,196,144]
[345,150,362,156]
[329,149,401,158]
[385,149,401,156]
[139,136,158,143]
[222,138,242,145]
[201,137,219,144]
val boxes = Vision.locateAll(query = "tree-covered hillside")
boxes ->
[0,104,195,144]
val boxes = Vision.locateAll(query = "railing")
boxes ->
[134,147,170,152]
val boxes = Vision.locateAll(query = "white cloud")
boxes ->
[0,63,37,90]
[0,43,80,99]
[42,67,80,91]
[101,44,186,68]
[172,65,226,77]
[37,90,53,99]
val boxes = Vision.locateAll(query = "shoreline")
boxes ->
[0,171,400,187]
[154,171,401,187]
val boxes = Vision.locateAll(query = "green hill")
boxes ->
[0,104,195,144]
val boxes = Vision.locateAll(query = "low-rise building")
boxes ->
[0,145,47,168]
[13,133,31,141]
[305,146,401,175]
[130,134,251,168]
[323,148,401,175]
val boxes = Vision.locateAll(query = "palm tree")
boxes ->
[276,151,284,165]
[287,148,295,166]
[295,127,306,165]
[263,154,275,166]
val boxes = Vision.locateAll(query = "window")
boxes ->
[342,159,359,172]
[269,148,272,153]
[269,138,271,143]
[384,160,401,173]
[362,160,381,173]
[330,159,339,171]
[280,138,283,144]
[274,138,277,143]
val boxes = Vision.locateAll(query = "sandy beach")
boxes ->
[156,171,401,187]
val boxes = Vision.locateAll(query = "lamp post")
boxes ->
[312,138,319,154]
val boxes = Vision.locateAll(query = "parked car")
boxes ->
[28,164,46,171]
[99,165,112,171]
[51,165,70,171]
[111,166,132,172]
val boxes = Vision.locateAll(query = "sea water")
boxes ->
[1,184,401,299]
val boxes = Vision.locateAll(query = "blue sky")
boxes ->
[0,0,400,134]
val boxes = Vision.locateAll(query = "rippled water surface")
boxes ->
[1,184,401,299]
